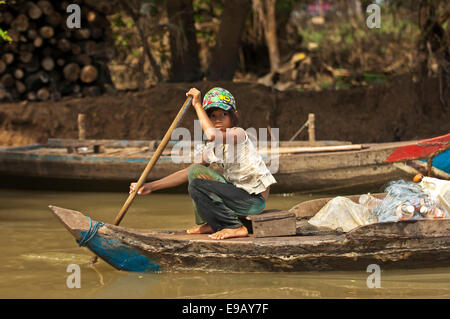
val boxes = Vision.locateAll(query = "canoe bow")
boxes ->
[49,205,161,273]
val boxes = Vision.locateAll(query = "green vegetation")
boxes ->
[0,29,12,43]
[291,3,424,90]
[0,0,12,43]
[104,0,448,92]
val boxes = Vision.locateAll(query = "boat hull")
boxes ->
[49,205,450,273]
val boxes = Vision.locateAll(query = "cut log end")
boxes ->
[63,63,81,82]
[0,0,112,101]
[39,26,54,39]
[80,65,98,83]
[37,87,50,101]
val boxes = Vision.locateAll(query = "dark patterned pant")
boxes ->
[187,164,266,232]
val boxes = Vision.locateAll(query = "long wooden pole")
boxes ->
[113,96,192,225]
[90,96,192,265]
[261,144,364,156]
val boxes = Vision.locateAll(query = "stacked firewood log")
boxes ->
[0,0,115,101]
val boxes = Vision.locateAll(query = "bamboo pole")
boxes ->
[261,144,364,155]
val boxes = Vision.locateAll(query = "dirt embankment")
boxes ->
[0,76,448,147]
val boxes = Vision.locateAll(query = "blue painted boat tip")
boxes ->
[80,230,161,273]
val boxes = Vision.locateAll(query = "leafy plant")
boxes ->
[0,0,12,43]
[364,73,388,84]
[0,29,12,43]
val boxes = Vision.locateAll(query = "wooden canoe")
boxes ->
[48,194,450,273]
[1,137,441,193]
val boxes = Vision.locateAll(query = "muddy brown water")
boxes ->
[1,188,449,299]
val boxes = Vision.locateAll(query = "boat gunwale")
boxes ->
[0,139,419,162]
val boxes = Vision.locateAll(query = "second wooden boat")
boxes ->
[2,136,442,193]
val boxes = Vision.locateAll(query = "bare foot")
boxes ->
[208,226,248,240]
[186,223,214,234]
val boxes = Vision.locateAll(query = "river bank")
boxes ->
[0,76,448,147]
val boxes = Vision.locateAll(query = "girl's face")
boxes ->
[208,108,233,131]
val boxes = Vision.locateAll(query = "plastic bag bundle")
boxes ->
[308,176,449,232]
[372,179,446,222]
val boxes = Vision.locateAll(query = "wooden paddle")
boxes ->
[113,95,193,225]
[90,96,193,264]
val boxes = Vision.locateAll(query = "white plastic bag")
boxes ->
[418,176,450,213]
[308,196,378,232]
[359,194,382,210]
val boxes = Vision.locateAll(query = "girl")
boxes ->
[130,87,277,240]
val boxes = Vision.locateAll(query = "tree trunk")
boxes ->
[166,0,202,82]
[417,0,450,110]
[120,0,163,83]
[208,0,252,81]
[264,0,280,73]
